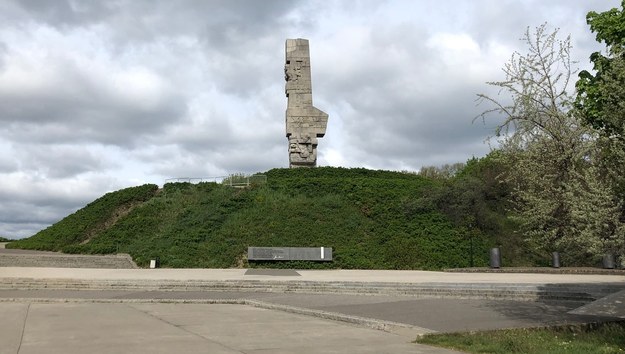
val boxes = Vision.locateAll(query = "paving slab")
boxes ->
[570,289,625,318]
[0,303,28,354]
[1,302,461,354]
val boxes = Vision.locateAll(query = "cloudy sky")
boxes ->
[0,0,620,239]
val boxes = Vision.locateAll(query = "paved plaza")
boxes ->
[1,263,624,353]
[1,302,462,354]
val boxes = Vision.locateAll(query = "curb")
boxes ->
[445,267,625,275]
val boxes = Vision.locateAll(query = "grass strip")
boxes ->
[416,321,625,354]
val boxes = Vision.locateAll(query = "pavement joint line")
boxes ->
[0,297,437,337]
[16,302,30,354]
[124,303,246,354]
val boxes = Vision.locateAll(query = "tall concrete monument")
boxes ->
[285,38,328,168]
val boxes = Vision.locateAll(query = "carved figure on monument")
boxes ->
[288,133,316,164]
[285,38,328,168]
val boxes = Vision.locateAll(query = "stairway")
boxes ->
[0,252,138,269]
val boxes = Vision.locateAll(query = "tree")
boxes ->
[576,2,625,204]
[576,0,625,137]
[418,162,465,180]
[476,24,624,264]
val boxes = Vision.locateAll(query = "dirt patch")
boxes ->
[234,252,248,268]
[80,201,144,245]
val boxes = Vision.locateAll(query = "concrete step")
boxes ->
[0,254,138,269]
[1,278,622,301]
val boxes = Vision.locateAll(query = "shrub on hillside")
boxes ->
[7,184,158,251]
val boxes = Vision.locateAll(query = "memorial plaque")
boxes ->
[248,247,332,261]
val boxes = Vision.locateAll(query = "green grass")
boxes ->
[8,167,502,268]
[416,322,625,354]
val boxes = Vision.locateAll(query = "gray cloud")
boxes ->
[0,201,66,225]
[8,1,115,27]
[0,176,107,208]
[15,145,110,178]
[5,0,300,34]
[0,54,186,147]
[0,157,17,173]
[0,41,6,70]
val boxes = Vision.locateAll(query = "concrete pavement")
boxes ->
[2,267,624,284]
[1,266,624,353]
[0,289,611,333]
[0,302,462,354]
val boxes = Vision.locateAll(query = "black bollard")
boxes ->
[552,252,560,268]
[489,247,501,269]
[603,254,615,269]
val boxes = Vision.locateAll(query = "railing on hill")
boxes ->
[165,174,267,188]
[165,177,225,184]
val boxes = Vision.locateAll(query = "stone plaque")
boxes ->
[248,247,332,261]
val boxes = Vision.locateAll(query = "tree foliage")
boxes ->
[418,162,465,180]
[575,2,625,261]
[576,0,625,137]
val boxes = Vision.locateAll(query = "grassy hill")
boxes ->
[8,167,504,269]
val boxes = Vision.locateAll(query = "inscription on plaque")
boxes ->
[251,247,287,260]
[248,247,332,261]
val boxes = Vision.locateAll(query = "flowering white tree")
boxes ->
[477,24,624,264]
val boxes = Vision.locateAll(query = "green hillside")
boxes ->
[9,184,159,251]
[8,167,510,269]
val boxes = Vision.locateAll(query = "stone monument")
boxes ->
[285,38,328,168]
